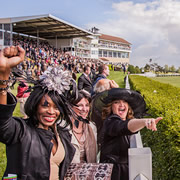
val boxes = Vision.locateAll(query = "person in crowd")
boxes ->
[16,80,30,118]
[92,64,110,95]
[72,72,77,81]
[93,79,119,95]
[70,90,97,163]
[78,65,92,93]
[90,63,96,83]
[122,64,126,74]
[93,64,110,85]
[90,79,119,151]
[97,88,162,180]
[0,46,76,180]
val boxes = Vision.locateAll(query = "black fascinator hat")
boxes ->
[13,66,78,127]
[94,88,147,118]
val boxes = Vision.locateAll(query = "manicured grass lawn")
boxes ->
[0,70,126,178]
[108,71,126,88]
[151,76,180,88]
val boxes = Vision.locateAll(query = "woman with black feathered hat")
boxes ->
[96,88,162,180]
[0,46,76,180]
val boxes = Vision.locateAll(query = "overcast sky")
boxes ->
[0,0,180,68]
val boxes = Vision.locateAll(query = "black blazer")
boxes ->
[78,73,92,93]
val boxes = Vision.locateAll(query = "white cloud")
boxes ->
[85,0,180,68]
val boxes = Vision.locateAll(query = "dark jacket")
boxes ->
[90,68,96,83]
[100,114,137,180]
[0,93,75,180]
[90,93,104,150]
[78,73,92,93]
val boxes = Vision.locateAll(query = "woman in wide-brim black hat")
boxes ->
[97,88,162,180]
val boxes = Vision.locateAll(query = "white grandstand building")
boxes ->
[0,14,131,64]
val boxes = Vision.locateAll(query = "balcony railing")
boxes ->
[76,52,91,58]
[99,44,131,51]
[74,44,91,50]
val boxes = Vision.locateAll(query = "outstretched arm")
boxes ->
[0,46,25,104]
[128,117,162,132]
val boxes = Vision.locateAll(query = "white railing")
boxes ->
[134,174,150,180]
[125,75,152,180]
[99,43,131,51]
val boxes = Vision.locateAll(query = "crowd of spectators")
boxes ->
[13,35,103,80]
[0,45,162,180]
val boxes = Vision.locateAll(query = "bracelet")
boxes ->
[0,85,9,91]
[0,86,9,96]
[0,79,11,85]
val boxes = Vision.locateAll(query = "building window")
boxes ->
[91,44,97,48]
[118,52,121,58]
[0,24,2,40]
[104,42,108,48]
[103,50,107,57]
[113,51,117,58]
[121,52,128,58]
[108,51,112,57]
[91,50,98,55]
[99,50,102,57]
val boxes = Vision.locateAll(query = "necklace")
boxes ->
[73,129,84,134]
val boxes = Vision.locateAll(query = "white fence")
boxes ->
[125,75,152,180]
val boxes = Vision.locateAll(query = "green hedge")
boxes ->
[0,143,6,178]
[129,75,180,180]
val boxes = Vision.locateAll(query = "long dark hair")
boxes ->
[71,90,91,105]
[24,87,72,128]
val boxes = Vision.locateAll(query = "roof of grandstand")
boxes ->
[0,14,93,39]
[99,34,131,45]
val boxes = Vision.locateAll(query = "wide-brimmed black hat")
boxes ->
[94,88,147,118]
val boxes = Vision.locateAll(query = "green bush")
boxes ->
[128,64,141,74]
[129,75,180,180]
